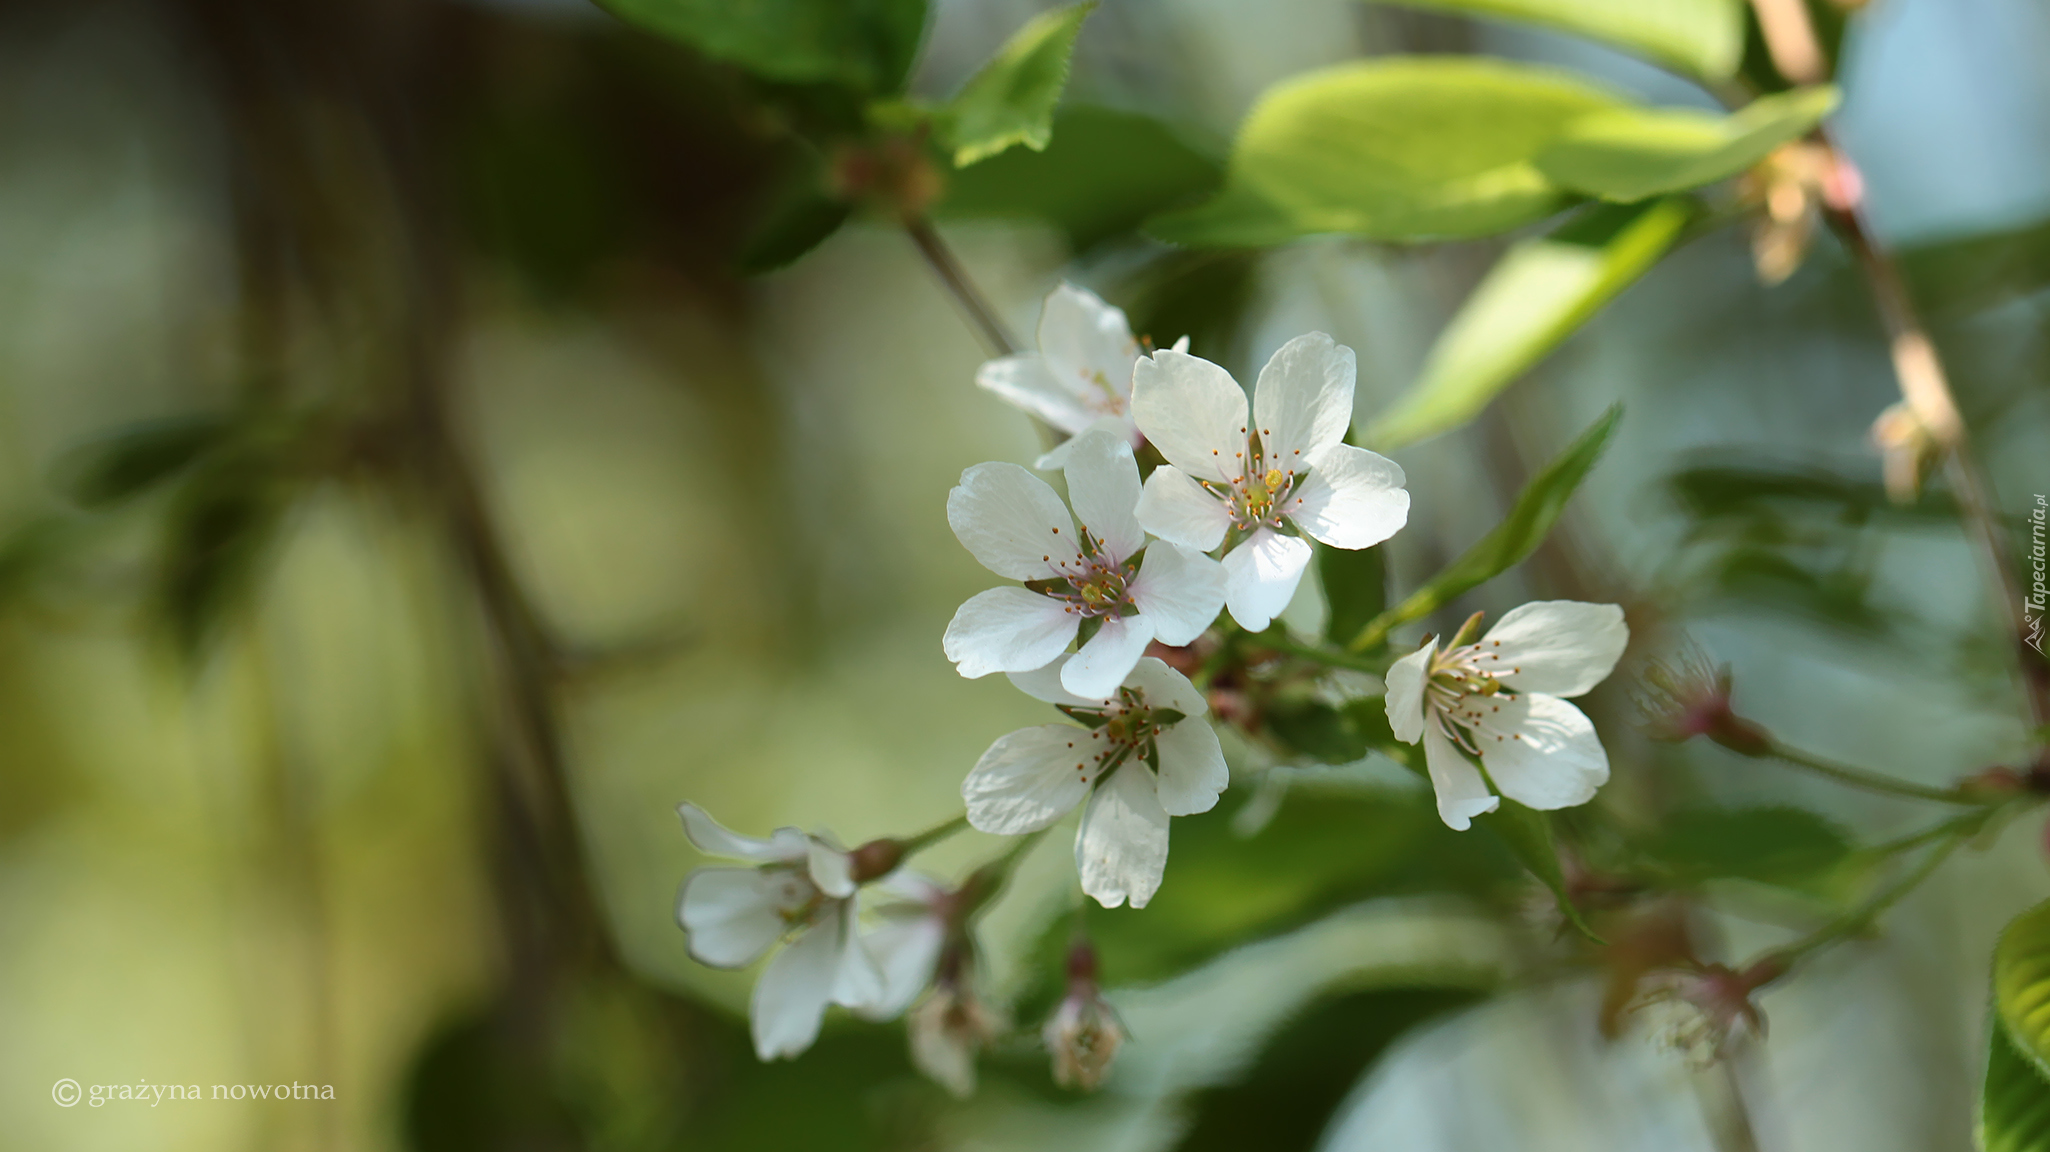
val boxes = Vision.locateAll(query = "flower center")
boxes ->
[1031,530,1139,619]
[762,865,824,924]
[1423,642,1521,754]
[1057,687,1189,785]
[1197,429,1303,532]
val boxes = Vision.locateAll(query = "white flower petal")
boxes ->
[1061,614,1158,700]
[1136,465,1232,551]
[1286,443,1409,550]
[1007,654,1106,707]
[1153,718,1228,817]
[1062,431,1145,560]
[828,901,886,1010]
[807,841,856,899]
[1131,349,1248,484]
[942,587,1079,679]
[1421,722,1500,831]
[1129,543,1226,645]
[1220,528,1313,632]
[1076,765,1172,909]
[976,354,1094,434]
[1482,601,1630,698]
[676,867,798,968]
[1469,693,1610,811]
[947,462,1080,582]
[859,912,947,1020]
[1384,641,1435,745]
[1039,282,1139,397]
[1252,332,1356,469]
[677,802,806,863]
[751,916,840,1060]
[1034,414,1140,470]
[1122,657,1207,717]
[963,724,1096,835]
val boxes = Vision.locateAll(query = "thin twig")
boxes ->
[1766,741,1988,805]
[905,216,1020,358]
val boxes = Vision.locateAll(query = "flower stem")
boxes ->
[1765,741,1988,805]
[904,216,1019,358]
[1762,818,1973,970]
[899,814,972,858]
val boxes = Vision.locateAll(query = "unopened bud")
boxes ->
[848,838,906,883]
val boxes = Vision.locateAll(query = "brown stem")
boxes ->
[905,216,1019,357]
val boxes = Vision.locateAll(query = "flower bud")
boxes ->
[1628,961,1775,1068]
[1044,941,1124,1091]
[1634,643,1771,757]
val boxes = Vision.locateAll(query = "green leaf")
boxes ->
[1378,0,1746,79]
[938,2,1093,167]
[595,0,927,93]
[1365,198,1689,450]
[1475,799,1601,942]
[57,414,233,508]
[1984,1011,2050,1152]
[939,105,1223,251]
[1647,806,1855,890]
[1537,86,1840,202]
[1996,900,2050,1082]
[1319,542,1387,647]
[1265,699,1371,764]
[1149,58,1625,246]
[1349,406,1621,651]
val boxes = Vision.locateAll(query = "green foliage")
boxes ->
[938,2,1094,167]
[1475,799,1600,941]
[1901,214,2050,321]
[1985,1012,2050,1152]
[1318,542,1388,647]
[1349,406,1621,651]
[57,414,233,509]
[157,446,292,664]
[1996,900,2050,1081]
[595,0,927,93]
[941,105,1224,251]
[1646,806,1857,892]
[1376,0,1746,80]
[1149,58,1624,245]
[1366,199,1689,450]
[1537,87,1840,202]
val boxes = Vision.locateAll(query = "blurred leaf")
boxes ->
[1668,459,1971,528]
[595,0,927,93]
[1266,699,1370,764]
[1319,542,1387,646]
[1149,58,1623,246]
[1702,548,1893,638]
[1476,799,1601,942]
[1996,899,2050,1081]
[1377,0,1745,79]
[939,2,1093,167]
[1366,199,1688,449]
[1984,1012,2050,1152]
[1350,406,1620,651]
[57,414,233,508]
[1173,987,1483,1152]
[1902,215,2050,320]
[1537,87,1839,202]
[1646,806,1855,891]
[941,105,1224,251]
[156,450,291,663]
[738,183,852,273]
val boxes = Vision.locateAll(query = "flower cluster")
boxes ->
[672,283,1634,1092]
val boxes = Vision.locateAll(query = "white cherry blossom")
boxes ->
[1383,601,1629,830]
[962,655,1228,909]
[975,282,1183,469]
[674,803,884,1060]
[944,431,1226,699]
[1131,333,1410,632]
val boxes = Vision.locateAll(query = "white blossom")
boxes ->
[962,655,1228,908]
[1131,333,1409,632]
[975,282,1182,469]
[944,431,1227,699]
[673,803,884,1060]
[1384,601,1629,830]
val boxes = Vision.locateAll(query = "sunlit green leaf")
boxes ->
[1149,58,1625,246]
[1379,0,1745,79]
[1366,199,1688,450]
[1983,1011,2050,1152]
[1537,87,1839,202]
[595,0,927,93]
[1349,406,1620,651]
[940,105,1223,251]
[939,2,1093,167]
[1995,900,2050,1081]
[1475,799,1600,942]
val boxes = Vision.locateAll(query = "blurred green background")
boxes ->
[3,0,2048,1149]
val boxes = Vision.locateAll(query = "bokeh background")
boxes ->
[3,0,2049,1149]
